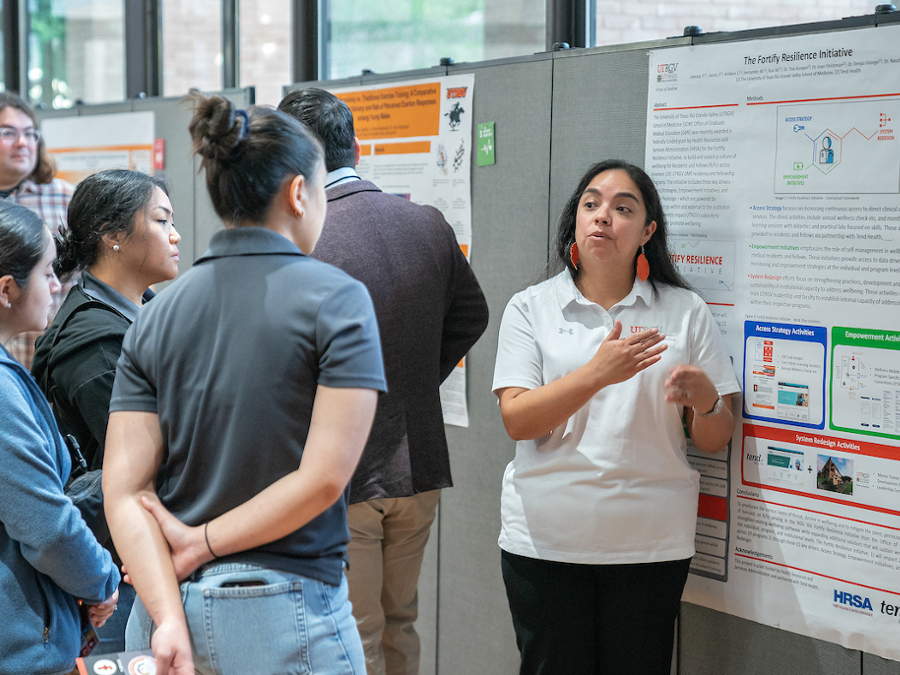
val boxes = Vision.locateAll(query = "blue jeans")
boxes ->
[126,563,365,675]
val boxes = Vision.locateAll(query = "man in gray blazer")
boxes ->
[278,88,489,675]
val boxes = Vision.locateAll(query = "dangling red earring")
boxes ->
[570,242,580,270]
[636,245,650,282]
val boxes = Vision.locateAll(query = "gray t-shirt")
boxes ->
[110,226,386,585]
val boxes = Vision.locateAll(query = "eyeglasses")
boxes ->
[0,127,41,144]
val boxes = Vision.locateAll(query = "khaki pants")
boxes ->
[346,490,441,675]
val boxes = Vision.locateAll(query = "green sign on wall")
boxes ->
[477,122,495,166]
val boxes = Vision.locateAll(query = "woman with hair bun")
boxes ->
[492,160,740,675]
[0,201,120,675]
[104,93,384,675]
[31,168,179,653]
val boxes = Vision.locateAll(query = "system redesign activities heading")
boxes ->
[744,48,853,65]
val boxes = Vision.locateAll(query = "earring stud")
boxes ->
[113,244,119,252]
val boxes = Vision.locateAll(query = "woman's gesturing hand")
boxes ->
[664,365,718,412]
[589,321,667,388]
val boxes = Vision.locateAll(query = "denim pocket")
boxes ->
[202,581,310,675]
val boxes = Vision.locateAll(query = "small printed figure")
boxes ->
[453,139,465,172]
[445,102,465,130]
[818,136,834,164]
[436,143,448,175]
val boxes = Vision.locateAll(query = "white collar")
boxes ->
[556,270,654,311]
[325,167,361,190]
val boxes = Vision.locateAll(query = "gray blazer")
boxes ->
[313,180,489,503]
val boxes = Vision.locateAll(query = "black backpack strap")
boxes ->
[40,287,127,478]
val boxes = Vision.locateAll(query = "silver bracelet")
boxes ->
[694,394,724,418]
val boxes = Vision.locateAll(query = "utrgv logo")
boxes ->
[631,325,663,334]
[658,63,678,74]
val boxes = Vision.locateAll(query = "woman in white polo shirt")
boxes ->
[492,160,740,675]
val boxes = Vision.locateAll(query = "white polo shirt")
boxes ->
[492,271,740,565]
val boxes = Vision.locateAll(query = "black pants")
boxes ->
[501,550,692,675]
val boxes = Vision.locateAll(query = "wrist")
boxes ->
[204,521,220,560]
[694,394,724,418]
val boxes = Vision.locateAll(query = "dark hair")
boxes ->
[55,169,169,277]
[189,91,324,225]
[0,92,57,185]
[0,201,48,289]
[554,160,690,294]
[277,88,355,172]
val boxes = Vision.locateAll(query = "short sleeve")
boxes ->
[109,320,158,413]
[689,297,741,396]
[492,294,544,394]
[315,280,387,392]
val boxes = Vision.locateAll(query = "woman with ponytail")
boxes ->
[103,92,384,675]
[0,202,120,675]
[30,169,178,653]
[491,161,741,675]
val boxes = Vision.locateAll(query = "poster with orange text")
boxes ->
[330,74,476,427]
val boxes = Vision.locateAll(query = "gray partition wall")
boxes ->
[290,12,900,675]
[37,88,255,274]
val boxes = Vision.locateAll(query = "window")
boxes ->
[162,0,222,97]
[324,0,544,80]
[593,0,877,45]
[239,0,290,106]
[28,0,124,107]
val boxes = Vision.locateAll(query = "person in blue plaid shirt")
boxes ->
[0,92,75,370]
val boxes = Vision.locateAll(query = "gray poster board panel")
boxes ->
[548,45,656,257]
[679,603,862,675]
[437,55,553,675]
[866,652,900,675]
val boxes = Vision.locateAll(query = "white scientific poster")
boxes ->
[42,111,155,183]
[330,75,475,427]
[646,25,900,661]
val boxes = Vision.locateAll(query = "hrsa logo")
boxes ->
[447,87,468,99]
[658,63,678,74]
[834,590,873,611]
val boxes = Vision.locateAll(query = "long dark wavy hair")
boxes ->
[554,159,690,295]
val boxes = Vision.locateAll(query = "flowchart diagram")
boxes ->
[774,99,900,193]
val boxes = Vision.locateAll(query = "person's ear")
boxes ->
[354,137,361,166]
[100,231,124,253]
[289,175,306,220]
[0,274,20,308]
[641,220,657,245]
